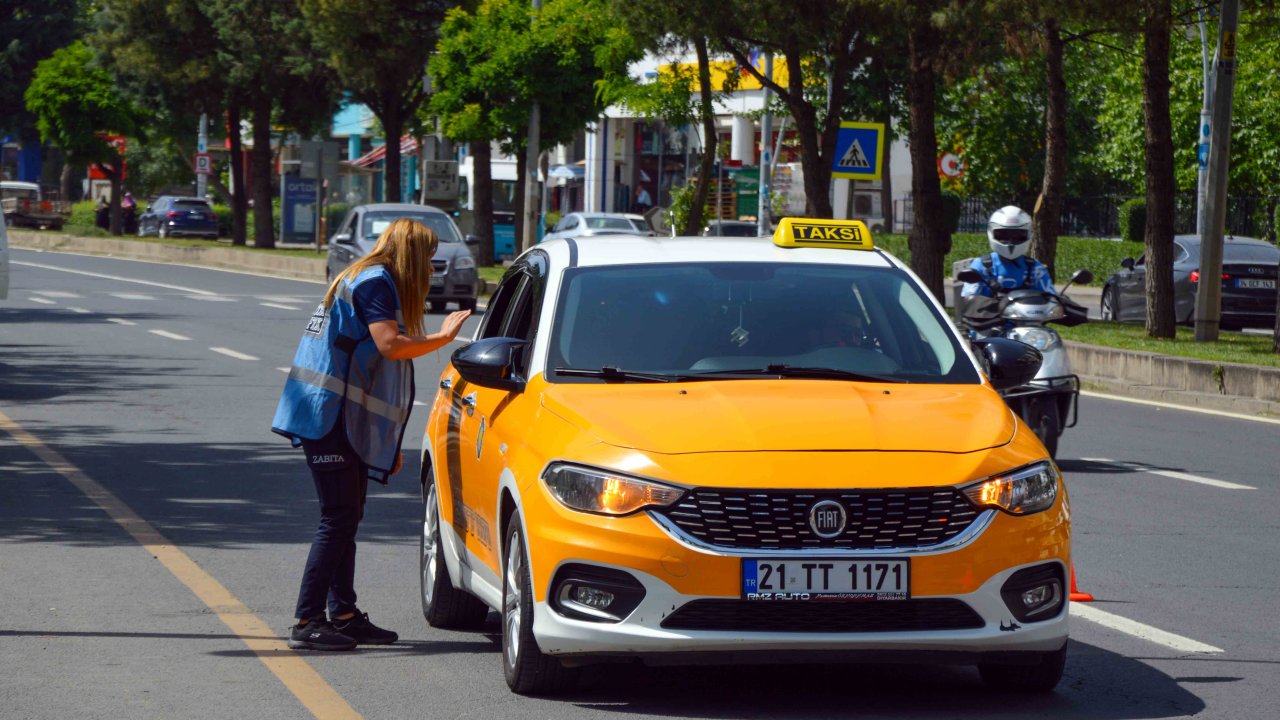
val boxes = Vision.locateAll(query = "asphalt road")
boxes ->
[2,248,1276,719]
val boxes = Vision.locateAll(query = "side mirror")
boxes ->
[1120,257,1135,271]
[972,337,1042,391]
[464,234,481,246]
[451,337,528,393]
[1070,269,1093,285]
[333,232,353,245]
[956,269,984,284]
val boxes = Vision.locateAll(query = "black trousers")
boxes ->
[293,427,368,621]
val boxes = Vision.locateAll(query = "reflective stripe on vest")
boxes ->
[287,365,411,425]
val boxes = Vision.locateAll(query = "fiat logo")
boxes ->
[808,500,847,538]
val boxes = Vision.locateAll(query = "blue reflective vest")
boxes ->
[960,253,1056,298]
[272,265,415,480]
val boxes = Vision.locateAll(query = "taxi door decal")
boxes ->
[445,380,470,554]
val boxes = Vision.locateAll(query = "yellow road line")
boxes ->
[0,409,361,720]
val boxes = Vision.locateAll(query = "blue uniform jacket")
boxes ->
[960,253,1055,297]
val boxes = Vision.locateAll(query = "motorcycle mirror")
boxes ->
[956,269,984,284]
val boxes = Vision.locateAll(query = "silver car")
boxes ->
[1101,234,1279,330]
[542,212,652,242]
[326,203,480,312]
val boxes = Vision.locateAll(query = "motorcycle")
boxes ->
[956,268,1093,458]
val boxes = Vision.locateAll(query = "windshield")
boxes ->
[1224,244,1280,263]
[1,186,38,200]
[173,201,211,212]
[548,262,979,384]
[585,216,635,231]
[361,211,461,243]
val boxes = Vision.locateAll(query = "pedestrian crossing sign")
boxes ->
[831,121,885,181]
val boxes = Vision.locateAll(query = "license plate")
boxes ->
[430,276,445,287]
[742,558,910,600]
[190,213,204,219]
[1236,278,1275,290]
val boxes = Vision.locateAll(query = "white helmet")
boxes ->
[987,205,1032,260]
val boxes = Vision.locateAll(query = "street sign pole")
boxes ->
[757,53,773,236]
[1195,9,1215,239]
[196,113,208,198]
[521,0,542,253]
[1195,0,1239,343]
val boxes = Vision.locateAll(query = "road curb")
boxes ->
[1066,341,1280,417]
[8,229,327,282]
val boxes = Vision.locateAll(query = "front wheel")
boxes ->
[420,469,489,629]
[1022,395,1061,458]
[1100,285,1118,321]
[502,517,578,695]
[979,644,1067,693]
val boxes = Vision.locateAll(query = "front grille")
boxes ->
[653,487,980,550]
[661,598,984,633]
[431,259,449,273]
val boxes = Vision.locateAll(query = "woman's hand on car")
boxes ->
[439,310,472,342]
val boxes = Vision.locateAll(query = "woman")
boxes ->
[272,218,471,651]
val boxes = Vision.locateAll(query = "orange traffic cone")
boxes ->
[1069,563,1094,602]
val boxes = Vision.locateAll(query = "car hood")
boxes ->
[539,379,1015,455]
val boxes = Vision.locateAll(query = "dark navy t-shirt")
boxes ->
[353,276,398,326]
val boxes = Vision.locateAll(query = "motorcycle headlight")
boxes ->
[452,255,476,271]
[1004,301,1065,321]
[1008,326,1059,351]
[543,463,685,516]
[962,461,1059,515]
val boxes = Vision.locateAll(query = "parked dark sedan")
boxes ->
[326,203,480,312]
[138,196,219,239]
[1101,235,1279,329]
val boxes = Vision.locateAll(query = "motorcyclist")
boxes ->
[960,206,1055,298]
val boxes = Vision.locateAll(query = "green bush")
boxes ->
[940,192,963,234]
[1119,198,1146,243]
[68,200,98,227]
[880,232,1140,286]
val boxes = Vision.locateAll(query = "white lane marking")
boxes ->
[1071,603,1223,654]
[1081,390,1280,426]
[1082,457,1256,490]
[258,295,310,304]
[149,329,191,341]
[28,297,56,305]
[65,306,92,314]
[13,260,217,295]
[277,367,290,373]
[209,347,259,361]
[168,498,251,505]
[186,295,236,302]
[106,318,137,326]
[109,292,155,301]
[260,302,301,311]
[413,400,426,407]
[32,290,81,298]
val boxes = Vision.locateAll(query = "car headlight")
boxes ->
[1007,326,1059,351]
[452,255,476,271]
[543,463,685,516]
[962,461,1059,515]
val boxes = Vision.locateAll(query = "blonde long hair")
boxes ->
[323,218,438,336]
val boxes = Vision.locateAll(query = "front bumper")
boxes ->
[429,268,478,301]
[522,479,1070,662]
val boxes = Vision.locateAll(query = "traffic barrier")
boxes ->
[1069,563,1094,602]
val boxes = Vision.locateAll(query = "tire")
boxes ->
[158,225,168,239]
[979,644,1067,693]
[429,301,446,314]
[1100,285,1118,321]
[502,517,578,695]
[1022,396,1061,459]
[137,223,145,237]
[420,468,490,629]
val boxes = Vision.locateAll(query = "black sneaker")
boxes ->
[333,612,398,645]
[288,620,356,651]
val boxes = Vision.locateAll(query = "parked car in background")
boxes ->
[1101,235,1279,330]
[703,219,761,237]
[138,196,219,239]
[542,212,651,243]
[1,181,71,230]
[0,219,10,300]
[327,203,480,312]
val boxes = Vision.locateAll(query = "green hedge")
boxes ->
[879,232,1142,287]
[1119,198,1146,243]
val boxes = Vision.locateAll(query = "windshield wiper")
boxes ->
[693,364,907,384]
[554,366,684,383]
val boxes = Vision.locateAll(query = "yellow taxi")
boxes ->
[419,219,1069,695]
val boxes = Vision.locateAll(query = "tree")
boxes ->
[1141,0,1177,338]
[0,0,81,142]
[903,5,950,301]
[302,0,451,205]
[25,41,138,234]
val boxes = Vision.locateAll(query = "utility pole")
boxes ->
[1194,8,1215,238]
[520,0,542,253]
[196,113,208,198]
[757,52,773,237]
[1194,0,1239,342]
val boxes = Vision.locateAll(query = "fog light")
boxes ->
[1022,585,1051,608]
[573,586,615,609]
[1000,563,1066,622]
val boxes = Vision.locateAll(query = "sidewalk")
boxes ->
[10,229,1276,418]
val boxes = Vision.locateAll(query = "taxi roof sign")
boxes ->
[772,218,875,250]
